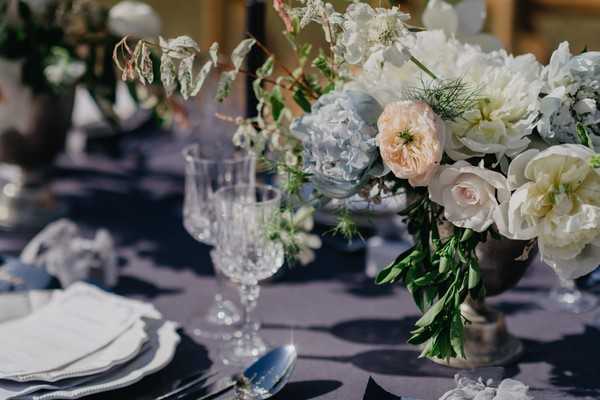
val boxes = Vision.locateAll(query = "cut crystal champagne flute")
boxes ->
[183,144,256,339]
[213,184,284,366]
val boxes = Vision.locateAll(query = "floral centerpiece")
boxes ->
[115,0,600,362]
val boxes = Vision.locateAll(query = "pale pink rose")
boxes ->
[429,161,511,232]
[273,0,294,33]
[377,101,446,187]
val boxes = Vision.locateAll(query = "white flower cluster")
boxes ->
[358,31,543,164]
[537,42,600,149]
[339,3,412,73]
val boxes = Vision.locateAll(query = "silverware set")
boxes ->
[156,345,297,400]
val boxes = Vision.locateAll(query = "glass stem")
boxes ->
[239,283,259,339]
[560,277,576,291]
[214,270,226,304]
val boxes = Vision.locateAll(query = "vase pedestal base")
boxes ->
[0,167,66,232]
[429,299,523,369]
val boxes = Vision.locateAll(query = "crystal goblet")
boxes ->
[183,144,255,340]
[213,184,284,366]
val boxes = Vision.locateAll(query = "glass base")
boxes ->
[219,332,268,367]
[547,286,598,314]
[191,299,241,341]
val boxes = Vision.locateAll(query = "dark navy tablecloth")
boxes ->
[1,131,598,400]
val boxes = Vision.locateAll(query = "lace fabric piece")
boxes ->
[439,375,534,400]
[20,219,118,288]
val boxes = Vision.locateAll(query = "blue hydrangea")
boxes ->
[291,89,383,198]
[538,43,600,148]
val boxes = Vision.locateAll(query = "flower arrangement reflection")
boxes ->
[114,0,600,361]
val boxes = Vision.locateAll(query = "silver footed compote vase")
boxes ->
[431,236,537,369]
[0,91,74,231]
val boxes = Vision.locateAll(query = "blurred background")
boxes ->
[97,0,600,63]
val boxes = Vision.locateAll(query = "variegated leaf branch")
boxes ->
[113,34,319,103]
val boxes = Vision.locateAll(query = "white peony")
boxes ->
[422,0,502,52]
[445,51,543,163]
[500,144,600,280]
[108,1,161,39]
[429,161,510,232]
[339,3,411,71]
[0,58,33,136]
[355,31,542,164]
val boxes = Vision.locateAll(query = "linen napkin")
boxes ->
[0,283,158,380]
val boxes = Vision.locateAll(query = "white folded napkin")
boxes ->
[0,283,159,381]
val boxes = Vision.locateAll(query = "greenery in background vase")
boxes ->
[114,0,600,361]
[0,0,172,127]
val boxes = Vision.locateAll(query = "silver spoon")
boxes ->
[163,345,297,400]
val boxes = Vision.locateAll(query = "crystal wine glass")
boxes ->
[183,144,256,339]
[213,184,284,366]
[547,277,598,314]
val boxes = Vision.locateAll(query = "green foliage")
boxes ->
[328,208,362,242]
[376,196,486,360]
[278,162,312,197]
[576,123,594,150]
[293,88,312,112]
[0,1,67,94]
[590,155,600,169]
[313,51,334,81]
[270,86,286,121]
[406,78,481,121]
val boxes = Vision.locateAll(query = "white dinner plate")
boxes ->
[28,319,180,400]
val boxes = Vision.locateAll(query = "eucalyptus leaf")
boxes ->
[178,55,195,99]
[467,262,481,290]
[165,35,199,59]
[160,53,177,96]
[415,291,448,328]
[209,42,219,64]
[270,86,285,122]
[257,56,274,78]
[231,38,256,72]
[215,70,236,102]
[191,60,213,97]
[293,88,312,112]
[138,42,154,85]
[375,264,404,285]
[450,313,465,358]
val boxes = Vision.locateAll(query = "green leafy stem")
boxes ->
[376,195,486,360]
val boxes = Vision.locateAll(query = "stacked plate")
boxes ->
[0,283,180,400]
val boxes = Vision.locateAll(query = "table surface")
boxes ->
[1,129,599,400]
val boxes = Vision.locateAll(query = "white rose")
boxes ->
[429,161,510,232]
[500,144,600,280]
[108,1,161,39]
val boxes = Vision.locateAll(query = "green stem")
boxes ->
[410,56,438,81]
